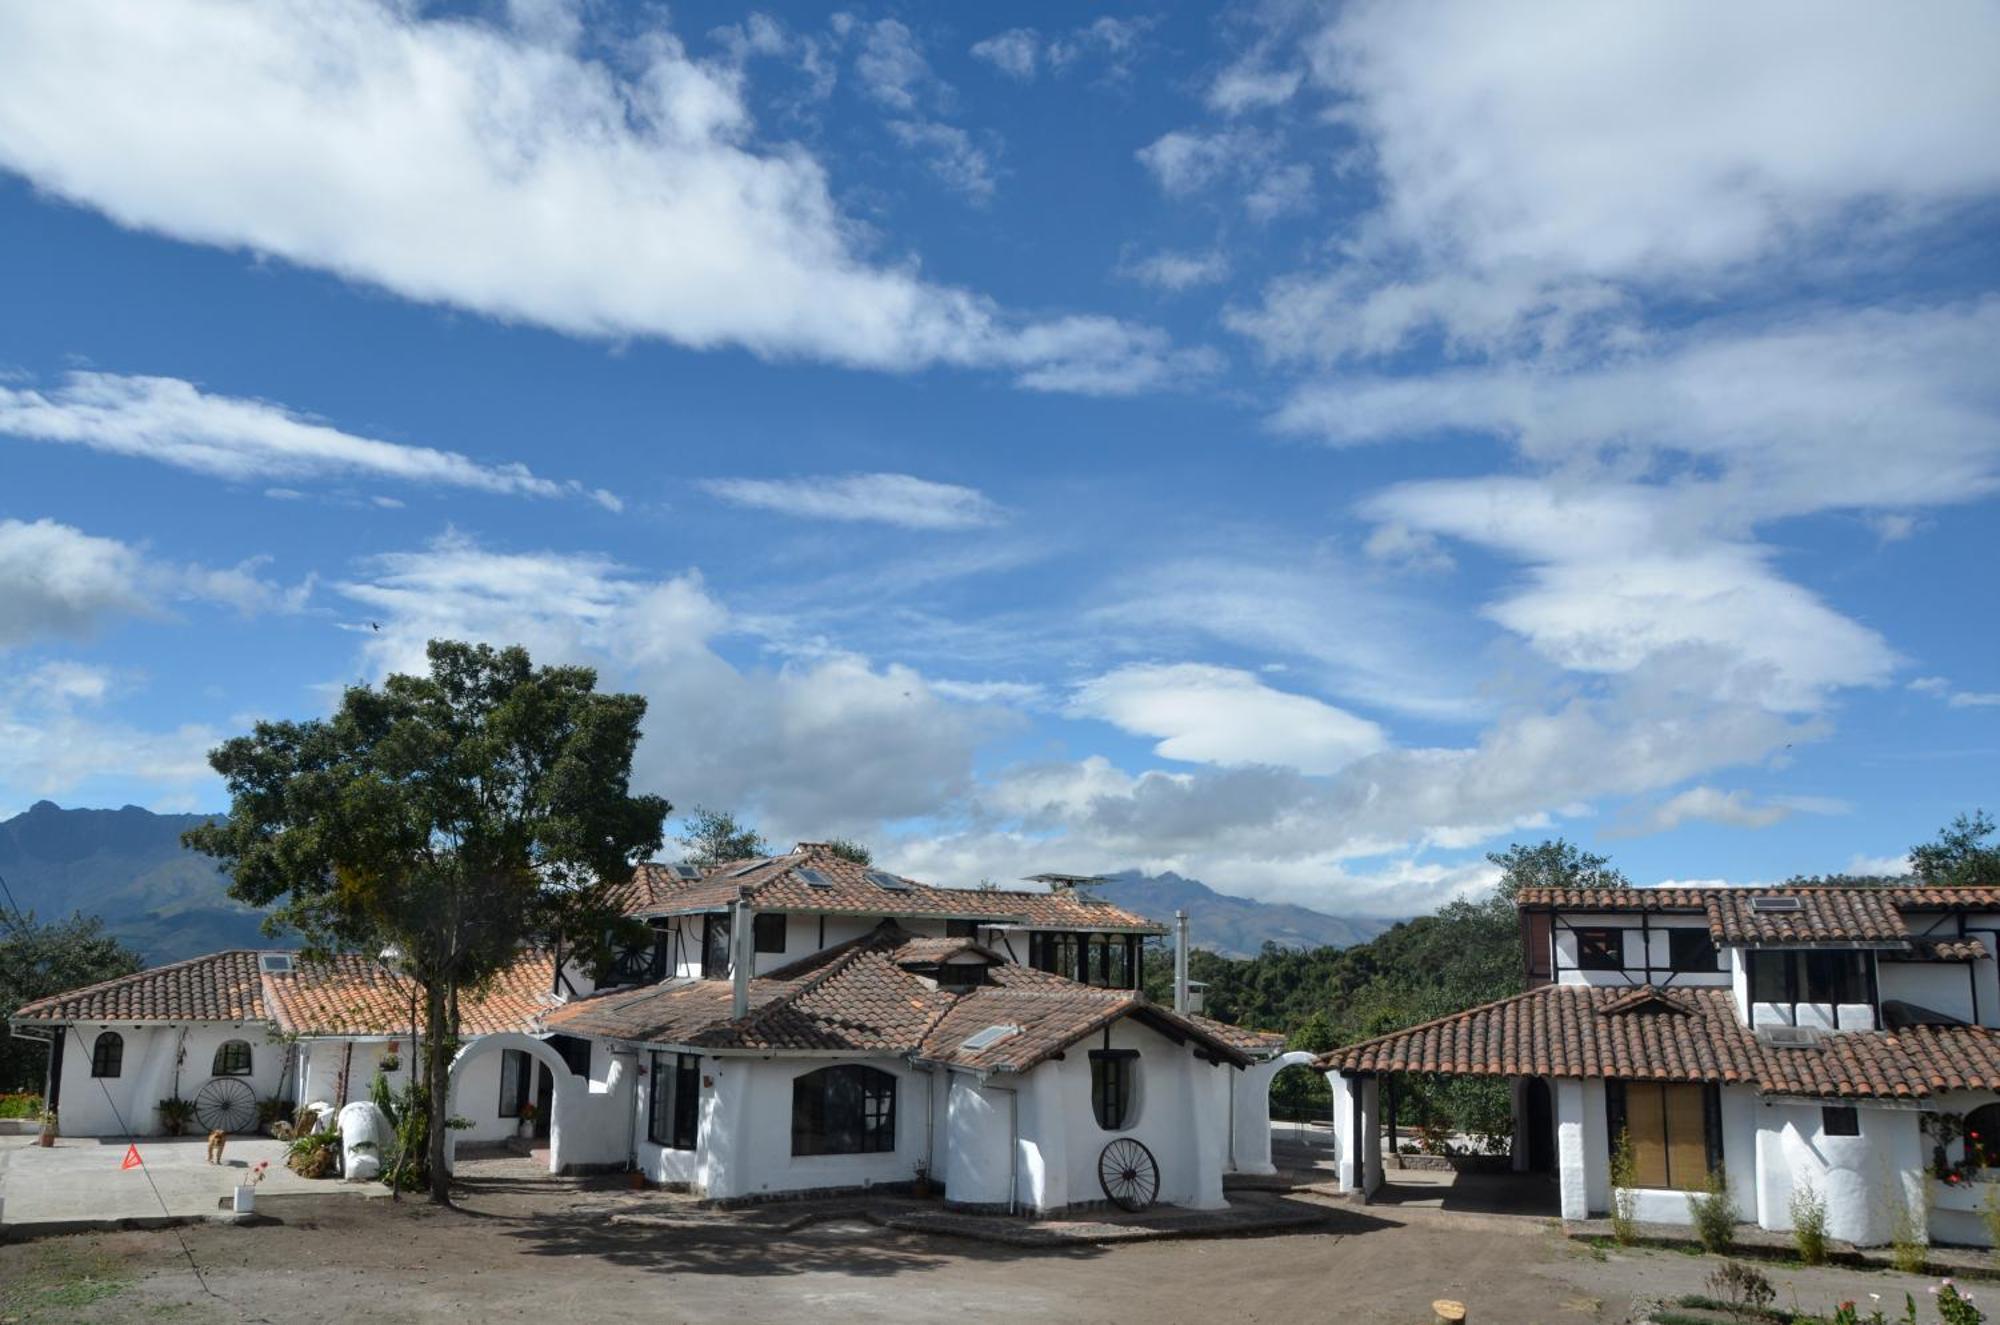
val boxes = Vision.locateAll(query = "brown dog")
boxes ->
[206,1129,227,1165]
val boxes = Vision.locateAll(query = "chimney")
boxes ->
[731,889,753,1020]
[1174,909,1190,1015]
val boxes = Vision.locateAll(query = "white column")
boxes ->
[1555,1078,1589,1221]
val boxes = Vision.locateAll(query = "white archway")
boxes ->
[1228,1050,1320,1176]
[444,1032,575,1174]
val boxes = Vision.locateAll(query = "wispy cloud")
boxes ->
[700,473,1005,530]
[1119,249,1231,293]
[0,371,619,507]
[1911,676,2000,709]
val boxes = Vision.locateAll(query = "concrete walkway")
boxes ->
[0,1133,387,1234]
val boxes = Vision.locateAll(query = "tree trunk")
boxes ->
[425,976,452,1204]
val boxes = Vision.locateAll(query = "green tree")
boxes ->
[1486,838,1629,901]
[0,912,143,1091]
[1910,810,1999,887]
[185,640,667,1203]
[676,807,766,867]
[825,838,872,866]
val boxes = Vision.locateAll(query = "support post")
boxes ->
[731,890,753,1020]
[1173,910,1189,1015]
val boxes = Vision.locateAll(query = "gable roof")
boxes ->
[1319,983,2000,1100]
[614,844,1165,934]
[12,948,553,1037]
[540,921,1251,1072]
[1518,883,2000,947]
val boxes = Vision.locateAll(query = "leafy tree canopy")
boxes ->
[825,838,872,866]
[185,639,668,1200]
[676,807,767,867]
[1910,810,1999,887]
[1486,838,1629,901]
[0,911,143,1092]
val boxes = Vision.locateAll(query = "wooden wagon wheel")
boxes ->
[193,1077,258,1134]
[1098,1137,1160,1212]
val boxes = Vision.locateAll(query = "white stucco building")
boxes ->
[1320,882,2000,1248]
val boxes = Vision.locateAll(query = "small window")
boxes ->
[945,919,977,938]
[753,912,788,954]
[1091,1049,1138,1131]
[1668,928,1718,973]
[258,953,295,974]
[649,1051,701,1150]
[1574,928,1624,971]
[1749,951,1792,1002]
[498,1048,533,1118]
[701,913,732,979]
[791,1064,897,1156]
[90,1031,123,1079]
[1822,1106,1860,1137]
[212,1039,253,1076]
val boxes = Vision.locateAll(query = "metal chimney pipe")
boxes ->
[731,889,753,1020]
[1174,909,1189,1015]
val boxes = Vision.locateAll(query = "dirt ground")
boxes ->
[0,1180,1977,1325]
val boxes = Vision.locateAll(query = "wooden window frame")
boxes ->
[701,913,732,980]
[1574,927,1624,972]
[1668,927,1719,974]
[212,1039,254,1077]
[90,1030,123,1079]
[1090,1048,1138,1131]
[1605,1079,1720,1192]
[790,1064,897,1157]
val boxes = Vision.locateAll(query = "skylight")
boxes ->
[730,859,770,877]
[1749,896,1805,913]
[866,869,913,893]
[258,953,295,974]
[797,867,832,889]
[669,863,702,881]
[959,1024,1020,1052]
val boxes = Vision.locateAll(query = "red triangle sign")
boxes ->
[121,1144,142,1170]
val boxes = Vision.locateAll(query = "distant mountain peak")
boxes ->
[1092,868,1396,959]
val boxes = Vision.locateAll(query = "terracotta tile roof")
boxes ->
[263,950,553,1036]
[1705,889,1910,946]
[1319,983,2000,1100]
[1520,884,2000,917]
[617,845,1165,934]
[1885,938,1991,964]
[541,921,1250,1072]
[12,950,269,1024]
[11,949,555,1036]
[1184,1013,1289,1057]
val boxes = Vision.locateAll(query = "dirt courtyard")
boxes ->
[0,1180,1973,1325]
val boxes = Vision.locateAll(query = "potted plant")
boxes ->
[516,1101,536,1141]
[36,1105,57,1147]
[912,1160,933,1199]
[380,1041,401,1074]
[255,1096,293,1137]
[158,1096,196,1137]
[234,1157,272,1215]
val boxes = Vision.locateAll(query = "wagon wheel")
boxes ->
[192,1077,258,1134]
[1098,1137,1159,1212]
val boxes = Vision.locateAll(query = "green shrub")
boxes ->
[0,1091,41,1119]
[155,1096,196,1136]
[1688,1166,1739,1254]
[1790,1178,1830,1266]
[1889,1188,1927,1275]
[1609,1127,1640,1245]
[1937,1280,1985,1325]
[285,1128,341,1180]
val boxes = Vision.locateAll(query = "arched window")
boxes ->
[90,1031,123,1078]
[791,1065,896,1156]
[1091,1049,1138,1131]
[212,1039,253,1076]
[1966,1103,2000,1168]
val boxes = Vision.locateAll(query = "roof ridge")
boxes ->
[12,948,264,1019]
[726,922,914,1033]
[1318,984,1563,1063]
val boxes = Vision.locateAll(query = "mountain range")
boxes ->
[0,802,1391,964]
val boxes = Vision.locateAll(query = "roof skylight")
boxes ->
[797,867,833,889]
[959,1024,1020,1052]
[1749,896,1805,913]
[866,869,913,893]
[258,953,295,974]
[669,863,703,881]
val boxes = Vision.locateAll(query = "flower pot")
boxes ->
[37,1129,55,1148]
[233,1185,256,1215]
[626,1171,647,1191]
[516,1120,534,1140]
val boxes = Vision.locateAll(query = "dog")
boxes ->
[206,1128,227,1165]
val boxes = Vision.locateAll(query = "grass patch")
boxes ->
[0,1242,134,1319]
[0,1090,43,1119]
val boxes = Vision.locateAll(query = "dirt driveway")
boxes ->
[0,1180,1972,1325]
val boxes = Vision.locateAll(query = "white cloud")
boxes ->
[885,120,996,203]
[1362,521,1453,574]
[1234,0,2000,358]
[700,472,1005,530]
[855,18,934,112]
[1207,55,1301,115]
[1244,161,1312,221]
[1612,785,1841,838]
[1912,677,2000,709]
[1137,128,1311,222]
[1119,249,1232,293]
[1846,852,1915,879]
[970,29,1039,81]
[0,371,618,507]
[0,517,307,651]
[0,659,220,804]
[0,0,1186,395]
[1071,663,1387,775]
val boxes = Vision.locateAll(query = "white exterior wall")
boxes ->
[1227,1052,1313,1175]
[1752,1097,1926,1246]
[695,1055,928,1201]
[1550,916,1731,989]
[298,1038,416,1113]
[944,1073,1016,1208]
[1328,1073,1381,1197]
[52,1022,288,1137]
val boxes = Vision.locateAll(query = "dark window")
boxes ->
[1965,1104,2000,1168]
[1574,928,1624,971]
[90,1031,123,1079]
[945,919,977,938]
[498,1048,532,1117]
[212,1039,253,1076]
[791,1064,897,1156]
[701,913,732,979]
[649,1052,701,1150]
[753,912,788,954]
[1749,951,1793,1003]
[550,1034,592,1078]
[1668,928,1718,973]
[1090,1049,1137,1131]
[1029,932,1080,979]
[1803,951,1868,1005]
[1822,1106,1860,1137]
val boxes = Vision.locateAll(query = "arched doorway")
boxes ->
[443,1032,575,1174]
[1228,1050,1321,1176]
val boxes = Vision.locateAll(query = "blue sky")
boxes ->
[0,0,1995,915]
